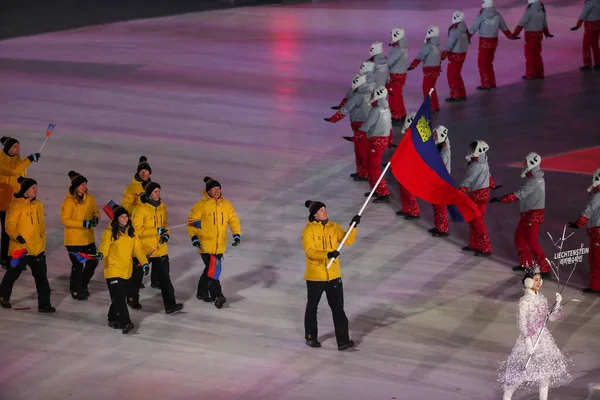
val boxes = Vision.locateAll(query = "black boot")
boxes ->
[197,290,212,302]
[432,230,449,237]
[373,195,390,203]
[214,296,227,309]
[343,136,354,142]
[462,246,476,252]
[127,298,142,310]
[38,305,56,313]
[474,251,491,257]
[404,214,420,220]
[71,292,87,301]
[0,298,11,309]
[353,176,368,182]
[84,288,90,297]
[396,211,406,217]
[108,320,121,329]
[305,338,322,348]
[166,303,184,314]
[338,340,355,351]
[476,86,492,91]
[139,282,145,289]
[121,322,135,334]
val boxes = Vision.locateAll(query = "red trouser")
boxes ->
[432,204,448,233]
[447,52,467,99]
[386,73,407,119]
[399,185,420,216]
[524,31,544,79]
[478,37,498,88]
[468,188,491,253]
[514,209,550,272]
[367,137,390,196]
[352,122,368,178]
[422,66,441,111]
[583,22,600,66]
[589,227,600,291]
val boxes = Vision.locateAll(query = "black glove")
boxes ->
[327,250,340,259]
[492,185,504,191]
[191,236,201,248]
[570,26,580,31]
[157,227,168,235]
[16,235,26,244]
[94,252,104,260]
[489,197,500,203]
[142,264,150,276]
[331,106,340,110]
[159,234,169,244]
[27,153,41,162]
[83,220,93,229]
[546,33,554,38]
[568,222,579,229]
[232,234,241,246]
[90,216,99,227]
[350,215,361,226]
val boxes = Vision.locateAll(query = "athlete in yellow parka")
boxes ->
[302,200,359,351]
[121,155,152,213]
[131,181,183,314]
[187,176,241,309]
[96,203,149,334]
[60,171,100,301]
[0,177,54,313]
[0,137,40,267]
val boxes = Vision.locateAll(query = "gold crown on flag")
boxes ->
[417,116,432,142]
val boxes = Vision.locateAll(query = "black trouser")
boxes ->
[0,211,9,264]
[66,243,98,295]
[304,278,349,345]
[126,257,144,303]
[106,277,131,326]
[150,259,160,288]
[0,253,52,308]
[198,253,223,299]
[151,256,177,310]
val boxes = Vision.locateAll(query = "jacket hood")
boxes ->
[391,37,408,49]
[428,36,441,46]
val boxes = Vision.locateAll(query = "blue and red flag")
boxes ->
[207,255,222,280]
[390,95,481,222]
[10,248,28,268]
[70,252,95,264]
[46,123,56,137]
[103,200,117,220]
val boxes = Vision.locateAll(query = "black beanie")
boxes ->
[305,200,326,217]
[17,176,37,196]
[111,203,129,221]
[137,156,152,175]
[1,137,19,155]
[68,170,88,195]
[143,181,161,197]
[204,176,221,192]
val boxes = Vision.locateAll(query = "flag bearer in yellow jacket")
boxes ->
[302,200,359,351]
[187,177,241,309]
[96,204,148,334]
[131,181,183,314]
[0,137,40,268]
[121,155,152,289]
[0,177,54,313]
[60,171,100,301]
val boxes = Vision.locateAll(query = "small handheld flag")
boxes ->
[70,252,95,264]
[46,123,56,137]
[207,255,222,280]
[187,220,202,229]
[10,248,28,268]
[103,200,117,220]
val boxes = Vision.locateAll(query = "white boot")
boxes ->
[539,383,549,400]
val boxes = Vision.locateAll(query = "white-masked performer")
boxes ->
[498,266,572,400]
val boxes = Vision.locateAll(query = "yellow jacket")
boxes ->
[302,219,356,281]
[98,227,149,280]
[187,191,241,255]
[131,198,168,258]
[0,152,30,211]
[6,196,46,256]
[121,176,148,213]
[60,192,100,246]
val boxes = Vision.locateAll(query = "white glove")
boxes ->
[525,336,534,355]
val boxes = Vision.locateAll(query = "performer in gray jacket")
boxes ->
[513,0,554,80]
[358,86,392,203]
[469,0,519,90]
[369,41,389,87]
[570,0,600,70]
[568,168,600,293]
[491,153,551,277]
[386,28,409,124]
[325,73,374,182]
[408,26,442,112]
[442,11,470,102]
[333,61,376,110]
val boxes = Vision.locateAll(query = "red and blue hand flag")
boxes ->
[10,248,28,268]
[390,94,481,222]
[70,252,95,264]
[46,123,56,137]
[103,200,117,220]
[207,255,222,280]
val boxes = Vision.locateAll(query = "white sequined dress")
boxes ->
[498,288,572,389]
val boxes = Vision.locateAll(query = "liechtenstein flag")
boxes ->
[103,200,117,220]
[46,123,56,137]
[70,252,95,264]
[10,248,28,268]
[207,255,222,280]
[390,94,481,222]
